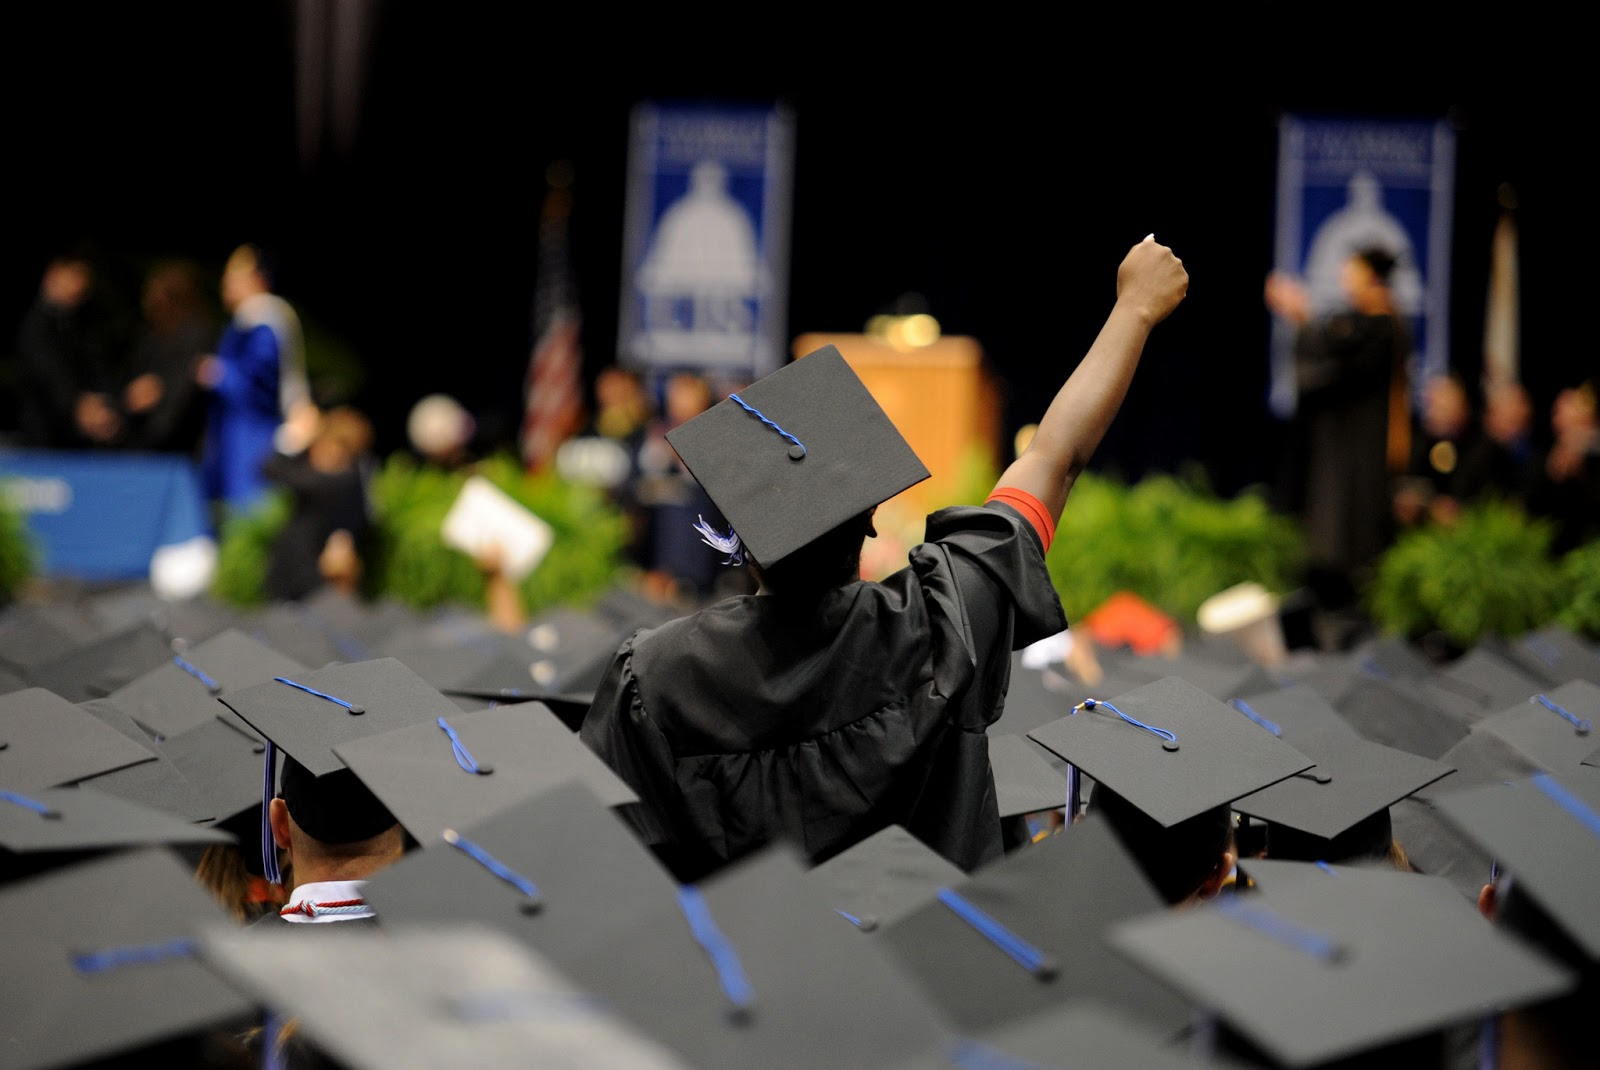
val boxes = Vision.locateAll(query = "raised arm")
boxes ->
[992,236,1188,524]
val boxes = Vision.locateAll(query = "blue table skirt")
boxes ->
[0,450,210,580]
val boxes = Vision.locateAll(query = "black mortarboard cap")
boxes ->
[892,1000,1237,1070]
[0,849,255,1069]
[1233,856,1352,893]
[1432,647,1546,717]
[334,702,635,844]
[1027,678,1314,828]
[221,657,457,780]
[1382,729,1549,902]
[1433,769,1600,960]
[1231,728,1453,861]
[101,628,308,740]
[245,604,344,669]
[0,784,230,863]
[1417,729,1543,801]
[1,665,28,696]
[989,734,1068,819]
[431,610,624,703]
[0,687,157,792]
[593,585,686,633]
[87,588,239,646]
[364,781,678,970]
[1108,868,1573,1068]
[1387,798,1494,903]
[1224,687,1359,743]
[878,814,1190,1037]
[665,345,930,568]
[222,658,452,868]
[161,712,275,825]
[1331,674,1470,759]
[565,844,953,1070]
[201,924,690,1070]
[990,655,1079,738]
[1099,649,1279,703]
[517,608,630,693]
[76,698,214,822]
[0,602,101,673]
[1473,679,1598,773]
[23,621,176,702]
[803,824,967,932]
[301,588,419,651]
[1511,627,1600,687]
[1350,635,1435,681]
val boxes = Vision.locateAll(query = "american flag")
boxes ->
[521,179,585,471]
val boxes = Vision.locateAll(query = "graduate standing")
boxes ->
[581,237,1188,879]
[197,245,311,510]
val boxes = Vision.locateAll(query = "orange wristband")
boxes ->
[986,488,1055,551]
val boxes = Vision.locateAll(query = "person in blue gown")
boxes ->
[196,245,310,510]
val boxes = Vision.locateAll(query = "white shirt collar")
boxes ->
[281,879,374,924]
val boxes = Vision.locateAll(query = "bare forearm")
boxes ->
[995,303,1155,522]
[484,573,527,634]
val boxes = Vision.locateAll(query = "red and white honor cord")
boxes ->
[279,897,368,919]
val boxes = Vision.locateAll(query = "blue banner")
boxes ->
[1270,116,1455,418]
[0,451,209,580]
[618,102,795,379]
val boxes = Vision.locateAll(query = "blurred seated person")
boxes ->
[1393,374,1493,527]
[406,393,475,470]
[592,366,650,445]
[1530,381,1600,553]
[122,260,213,454]
[15,251,123,447]
[1481,378,1537,501]
[634,372,726,600]
[262,405,373,602]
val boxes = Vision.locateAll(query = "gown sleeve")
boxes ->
[579,634,681,850]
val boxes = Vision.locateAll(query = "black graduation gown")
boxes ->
[1292,311,1404,574]
[261,451,371,602]
[580,503,1067,879]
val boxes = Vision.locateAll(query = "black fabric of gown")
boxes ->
[1291,311,1404,575]
[261,452,370,603]
[580,502,1067,880]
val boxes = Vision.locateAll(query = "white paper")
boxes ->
[440,476,554,582]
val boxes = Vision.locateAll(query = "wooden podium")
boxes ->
[791,332,1000,524]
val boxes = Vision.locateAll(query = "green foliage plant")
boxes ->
[1368,501,1565,646]
[1044,472,1304,623]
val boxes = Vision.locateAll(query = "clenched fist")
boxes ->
[1116,235,1188,326]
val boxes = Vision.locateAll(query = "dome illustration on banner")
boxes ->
[1303,172,1424,317]
[636,160,764,359]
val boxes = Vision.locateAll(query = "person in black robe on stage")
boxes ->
[121,260,213,454]
[1267,247,1410,609]
[14,251,124,448]
[580,236,1188,881]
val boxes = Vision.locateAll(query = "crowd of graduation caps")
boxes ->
[1,575,1598,1070]
[4,248,1600,1070]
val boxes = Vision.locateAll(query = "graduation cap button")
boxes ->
[787,444,806,461]
[1161,741,1180,752]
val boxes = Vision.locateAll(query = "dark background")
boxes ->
[2,7,1582,496]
